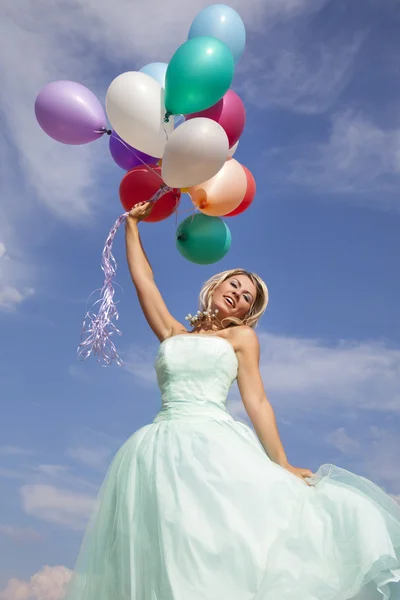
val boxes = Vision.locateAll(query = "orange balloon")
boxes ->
[188,159,247,216]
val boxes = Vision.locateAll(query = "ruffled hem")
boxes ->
[64,424,400,600]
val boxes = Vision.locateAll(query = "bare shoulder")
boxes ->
[229,326,260,354]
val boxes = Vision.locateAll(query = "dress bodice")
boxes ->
[154,334,238,422]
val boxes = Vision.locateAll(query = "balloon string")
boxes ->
[111,133,165,183]
[77,184,173,367]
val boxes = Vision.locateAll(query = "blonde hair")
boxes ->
[199,269,269,329]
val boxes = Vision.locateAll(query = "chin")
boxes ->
[212,305,234,324]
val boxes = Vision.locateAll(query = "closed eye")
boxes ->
[231,281,252,303]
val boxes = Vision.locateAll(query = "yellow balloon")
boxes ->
[181,187,190,193]
[188,159,247,217]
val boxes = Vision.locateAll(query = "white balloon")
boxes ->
[162,118,229,188]
[228,141,239,157]
[106,72,174,158]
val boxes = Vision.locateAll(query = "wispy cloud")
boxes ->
[0,0,325,312]
[269,111,400,207]
[232,332,400,415]
[123,343,158,386]
[0,565,71,600]
[326,427,361,454]
[65,446,114,471]
[0,0,323,226]
[65,427,122,470]
[0,525,44,544]
[122,332,400,417]
[226,332,400,492]
[240,34,363,114]
[0,243,34,311]
[325,425,400,495]
[20,484,95,531]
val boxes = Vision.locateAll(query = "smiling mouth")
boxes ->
[224,296,235,308]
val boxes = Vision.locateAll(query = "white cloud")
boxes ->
[230,332,400,415]
[0,0,344,310]
[0,243,34,312]
[240,34,363,115]
[31,464,98,494]
[0,525,44,544]
[326,427,361,454]
[123,332,400,417]
[0,0,335,225]
[65,427,122,470]
[0,0,337,307]
[0,467,28,480]
[123,344,158,386]
[65,446,113,471]
[20,484,95,530]
[363,426,400,493]
[33,465,70,479]
[280,111,400,204]
[323,425,400,495]
[0,566,71,600]
[0,0,321,226]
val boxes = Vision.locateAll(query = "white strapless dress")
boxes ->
[65,334,400,600]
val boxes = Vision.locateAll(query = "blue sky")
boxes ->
[1,0,400,597]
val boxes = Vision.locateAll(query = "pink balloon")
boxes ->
[186,90,246,148]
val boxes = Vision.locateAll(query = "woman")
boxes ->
[66,202,400,600]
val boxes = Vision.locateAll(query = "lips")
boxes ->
[224,296,235,308]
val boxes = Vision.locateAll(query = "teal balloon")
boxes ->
[176,214,231,265]
[165,37,234,116]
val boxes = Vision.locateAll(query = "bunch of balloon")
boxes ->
[34,5,257,364]
[34,4,256,264]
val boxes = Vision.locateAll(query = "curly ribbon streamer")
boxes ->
[78,184,174,367]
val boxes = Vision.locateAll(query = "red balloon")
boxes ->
[224,165,256,217]
[119,165,181,222]
[186,90,246,148]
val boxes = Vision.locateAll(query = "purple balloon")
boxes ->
[35,80,107,145]
[109,131,158,171]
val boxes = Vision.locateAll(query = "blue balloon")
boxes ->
[139,62,168,88]
[174,114,185,129]
[188,4,246,63]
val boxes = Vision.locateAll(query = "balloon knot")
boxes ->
[106,129,112,135]
[164,111,172,123]
[177,233,186,242]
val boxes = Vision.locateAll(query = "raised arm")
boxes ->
[125,201,184,342]
[234,326,313,485]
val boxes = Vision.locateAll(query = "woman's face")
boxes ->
[211,274,257,322]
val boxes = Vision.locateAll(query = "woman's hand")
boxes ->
[127,201,153,224]
[285,464,314,486]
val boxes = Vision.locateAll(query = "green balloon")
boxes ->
[165,37,235,116]
[176,214,231,265]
